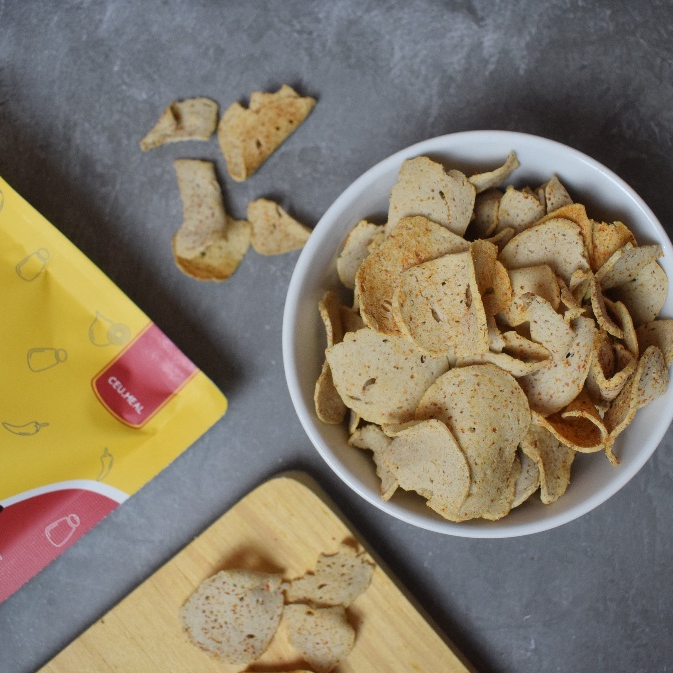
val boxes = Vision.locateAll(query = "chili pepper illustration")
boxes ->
[96,448,114,481]
[2,420,49,436]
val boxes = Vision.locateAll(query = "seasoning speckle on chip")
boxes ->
[314,151,670,520]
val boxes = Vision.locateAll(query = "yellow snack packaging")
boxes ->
[0,177,227,602]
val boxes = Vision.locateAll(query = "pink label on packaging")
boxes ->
[92,324,197,427]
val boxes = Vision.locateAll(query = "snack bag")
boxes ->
[0,177,227,603]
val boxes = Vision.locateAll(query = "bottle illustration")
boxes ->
[88,311,131,347]
[96,448,114,481]
[45,514,80,547]
[27,347,67,372]
[16,248,50,281]
[2,420,49,436]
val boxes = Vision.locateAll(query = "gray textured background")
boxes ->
[2,1,673,672]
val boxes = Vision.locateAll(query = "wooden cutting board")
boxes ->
[41,473,475,673]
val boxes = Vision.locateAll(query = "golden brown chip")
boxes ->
[536,203,593,263]
[336,219,382,289]
[495,185,545,233]
[348,424,397,500]
[589,275,624,340]
[512,450,540,508]
[467,151,520,193]
[483,226,516,251]
[466,188,502,239]
[603,297,638,357]
[218,84,316,181]
[416,364,530,521]
[140,97,218,151]
[471,239,512,317]
[498,217,590,283]
[539,175,573,213]
[179,570,284,664]
[247,198,311,255]
[314,361,347,425]
[172,159,251,281]
[284,604,355,673]
[500,264,560,326]
[386,157,475,237]
[608,260,668,327]
[326,328,449,425]
[591,220,637,271]
[382,419,471,520]
[286,543,374,607]
[636,319,673,366]
[355,215,470,335]
[585,334,637,406]
[520,423,575,504]
[595,242,664,290]
[392,250,488,357]
[518,313,597,416]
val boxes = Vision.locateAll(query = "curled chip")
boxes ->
[286,542,374,607]
[284,604,355,673]
[315,151,671,520]
[416,364,530,521]
[218,84,316,181]
[172,159,250,281]
[386,156,475,237]
[140,97,218,151]
[326,328,449,425]
[179,570,284,664]
[382,419,471,521]
[356,216,470,335]
[248,198,311,255]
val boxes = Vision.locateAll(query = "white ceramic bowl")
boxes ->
[282,130,673,537]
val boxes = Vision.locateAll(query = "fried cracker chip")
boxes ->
[326,328,449,424]
[284,605,354,673]
[595,242,664,290]
[467,151,520,193]
[556,275,586,322]
[348,424,398,500]
[416,364,530,521]
[336,219,383,289]
[140,97,218,151]
[603,345,669,462]
[314,361,347,425]
[500,264,560,326]
[539,175,573,213]
[512,450,540,508]
[495,185,546,233]
[218,84,316,181]
[532,390,608,453]
[392,250,488,357]
[585,334,637,406]
[172,160,251,281]
[603,296,638,357]
[382,419,471,520]
[356,216,470,334]
[520,423,575,504]
[247,198,311,255]
[483,225,516,251]
[498,218,590,283]
[589,274,624,339]
[518,313,597,416]
[608,259,668,327]
[286,543,374,608]
[591,220,637,271]
[179,570,284,664]
[386,157,475,237]
[471,239,512,317]
[536,203,593,262]
[319,291,344,347]
[636,319,673,366]
[467,188,502,239]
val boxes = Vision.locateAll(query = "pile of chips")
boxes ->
[315,152,672,522]
[179,542,373,672]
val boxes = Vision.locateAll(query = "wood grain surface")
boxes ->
[40,473,475,673]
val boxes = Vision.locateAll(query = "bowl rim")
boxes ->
[282,129,673,538]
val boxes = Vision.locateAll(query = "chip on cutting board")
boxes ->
[179,570,285,664]
[247,198,311,255]
[172,159,251,280]
[140,97,218,151]
[218,84,316,181]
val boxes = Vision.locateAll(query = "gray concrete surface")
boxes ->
[1,1,673,672]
